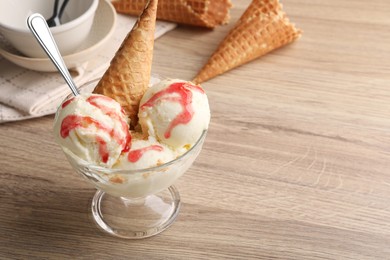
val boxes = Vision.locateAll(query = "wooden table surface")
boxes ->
[1,0,390,259]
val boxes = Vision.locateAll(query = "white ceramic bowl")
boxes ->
[0,0,99,58]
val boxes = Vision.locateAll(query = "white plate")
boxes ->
[0,0,116,72]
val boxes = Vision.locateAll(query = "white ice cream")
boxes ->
[53,93,131,167]
[54,80,210,198]
[138,78,210,150]
[114,135,176,170]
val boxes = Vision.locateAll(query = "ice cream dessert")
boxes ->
[53,93,131,168]
[54,78,209,169]
[53,0,209,198]
[51,0,210,239]
[53,81,209,201]
[53,79,209,198]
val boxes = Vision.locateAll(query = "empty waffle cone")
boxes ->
[93,0,158,128]
[111,0,232,28]
[193,0,302,84]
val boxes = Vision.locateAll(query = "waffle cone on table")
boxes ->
[193,0,302,84]
[93,0,158,128]
[111,0,232,28]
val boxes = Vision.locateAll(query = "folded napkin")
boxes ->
[0,14,176,123]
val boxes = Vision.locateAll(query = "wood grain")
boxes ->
[1,0,390,259]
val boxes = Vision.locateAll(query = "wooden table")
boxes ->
[1,0,390,259]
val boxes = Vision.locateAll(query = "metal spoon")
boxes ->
[27,13,79,96]
[46,0,70,27]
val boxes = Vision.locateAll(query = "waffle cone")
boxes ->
[193,0,302,84]
[111,0,232,28]
[93,0,158,128]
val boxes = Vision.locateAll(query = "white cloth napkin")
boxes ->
[0,14,176,123]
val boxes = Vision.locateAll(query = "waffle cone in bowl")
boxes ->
[192,0,302,84]
[93,0,158,128]
[111,0,232,28]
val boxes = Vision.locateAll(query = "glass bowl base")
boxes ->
[91,186,181,239]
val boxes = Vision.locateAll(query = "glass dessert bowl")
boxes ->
[54,79,208,239]
[62,130,206,239]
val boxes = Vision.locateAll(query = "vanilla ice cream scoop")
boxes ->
[53,93,131,167]
[114,135,176,170]
[138,79,210,149]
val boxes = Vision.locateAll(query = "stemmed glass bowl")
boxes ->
[54,79,207,239]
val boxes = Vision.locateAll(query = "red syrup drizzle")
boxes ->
[127,145,163,163]
[140,82,205,139]
[61,97,75,108]
[60,95,132,163]
[86,95,131,152]
[96,136,109,163]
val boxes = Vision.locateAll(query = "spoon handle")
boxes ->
[59,0,70,21]
[27,13,79,96]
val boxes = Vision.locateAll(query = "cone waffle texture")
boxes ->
[93,0,158,128]
[193,0,302,84]
[111,0,232,28]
